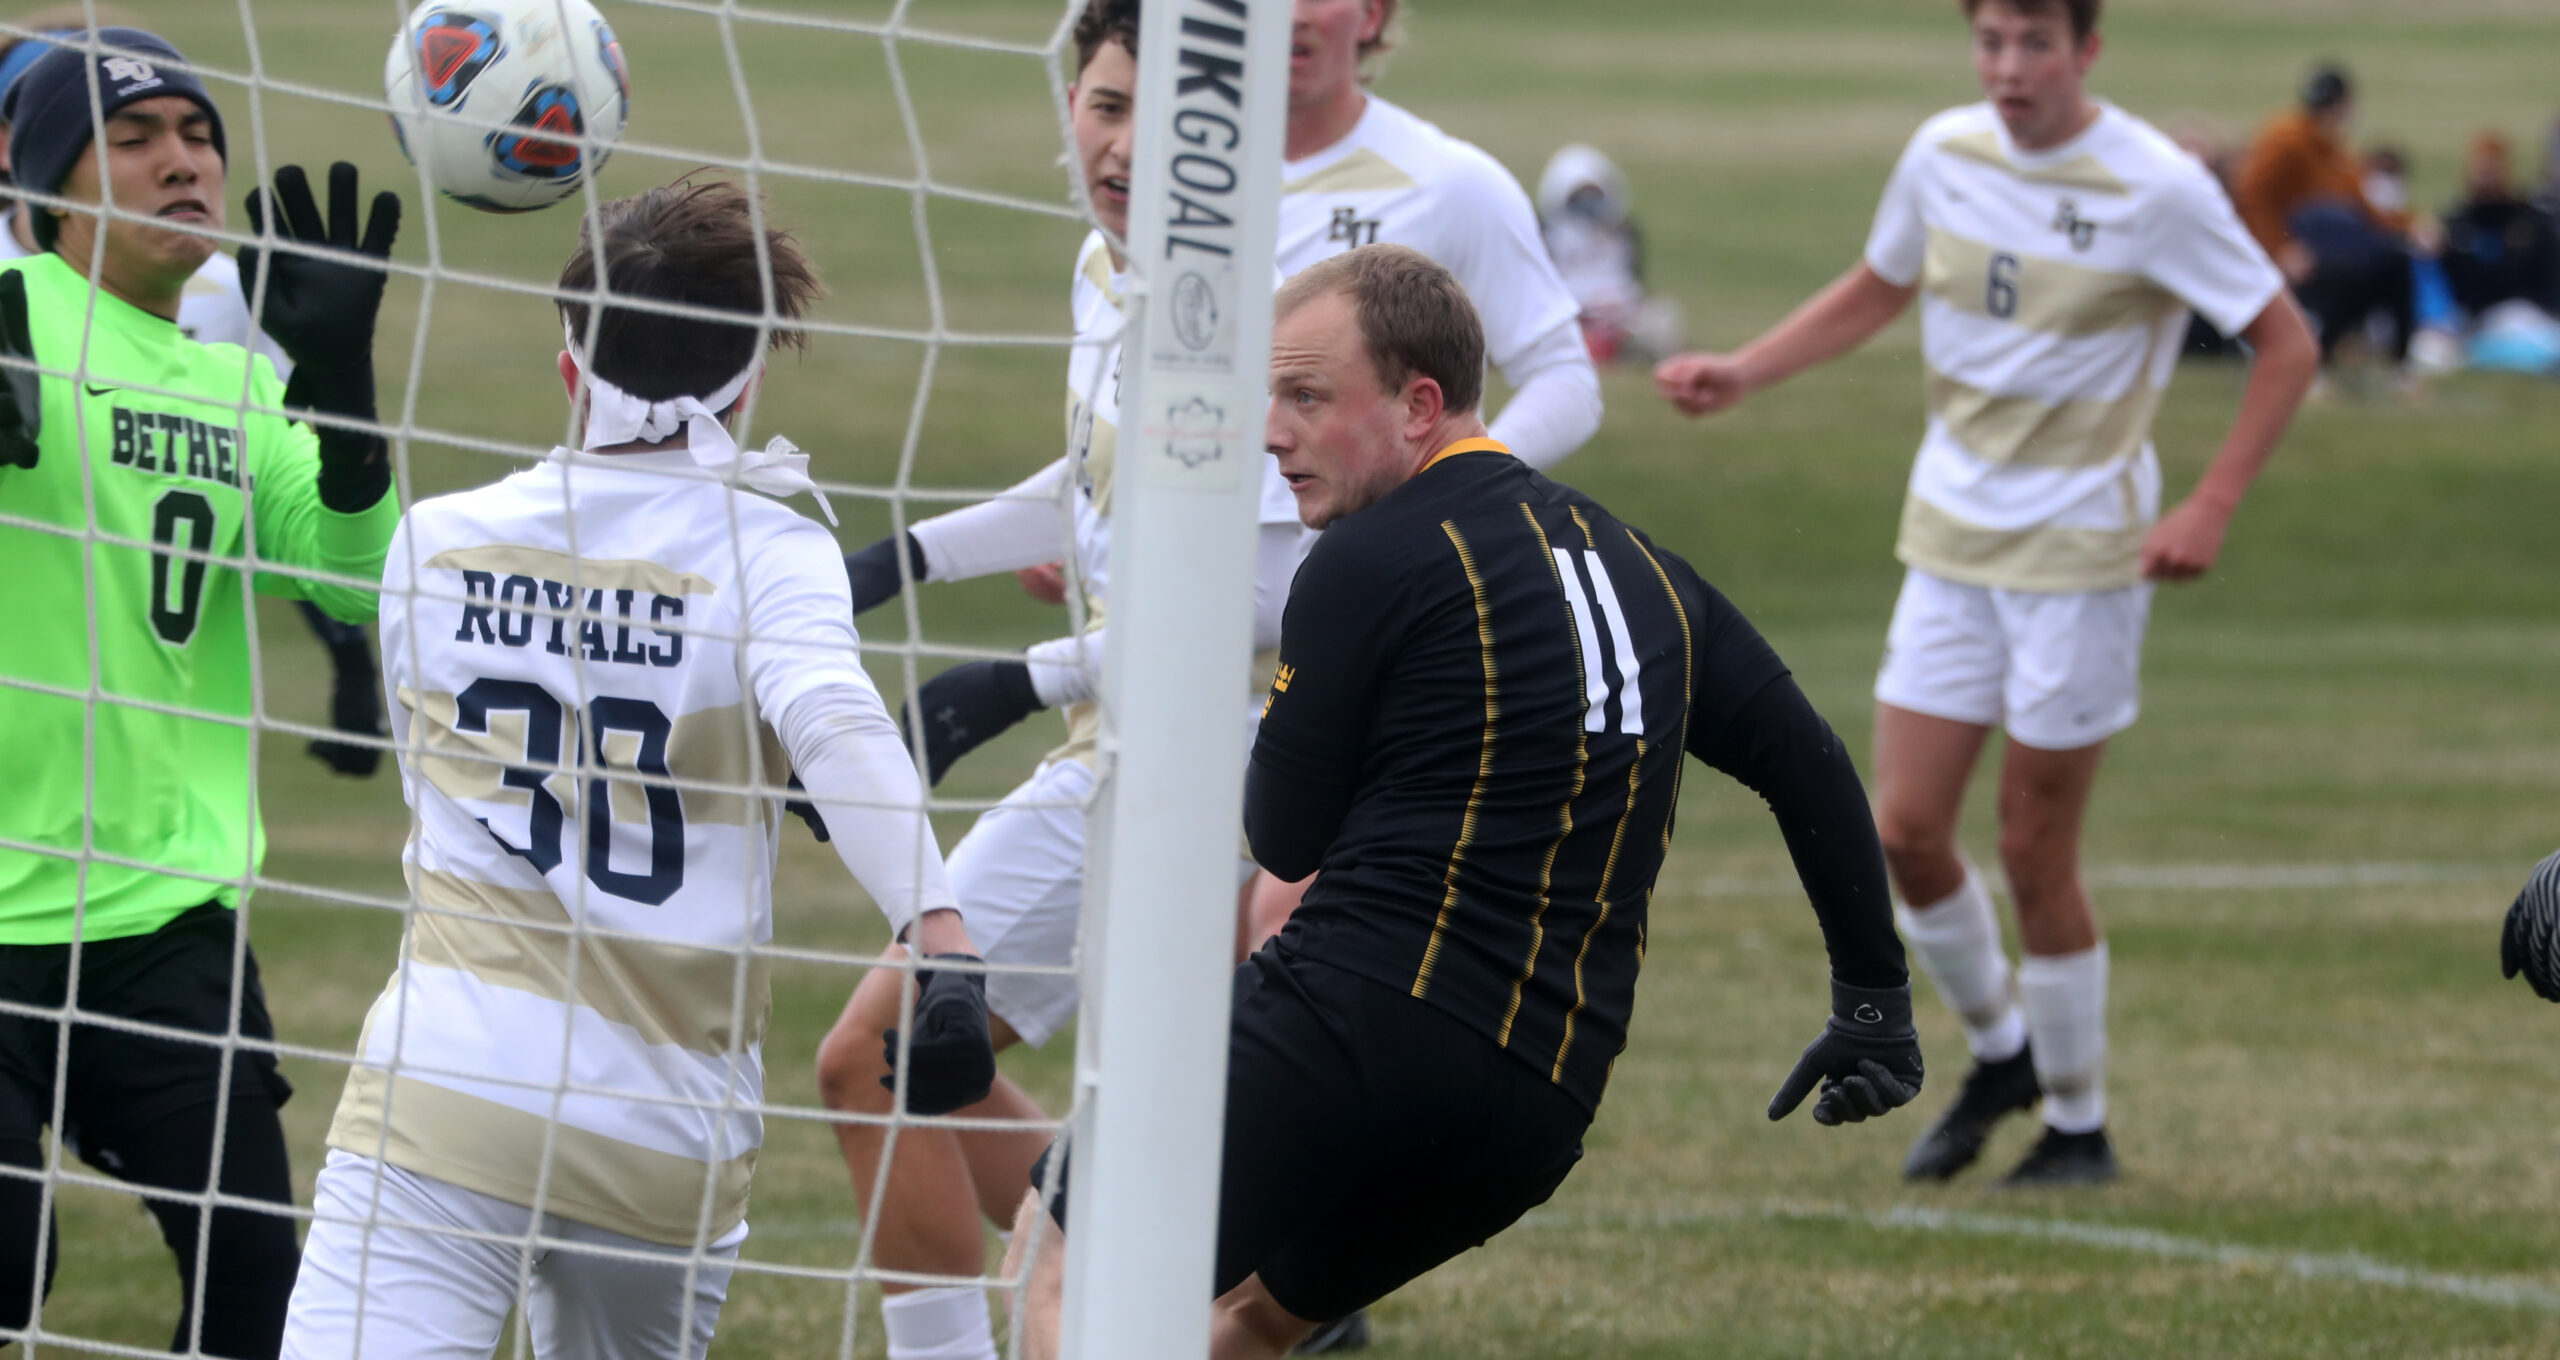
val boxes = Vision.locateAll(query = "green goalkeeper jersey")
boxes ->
[0,251,396,944]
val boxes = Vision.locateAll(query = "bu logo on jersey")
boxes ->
[1328,206,1381,248]
[2052,199,2099,252]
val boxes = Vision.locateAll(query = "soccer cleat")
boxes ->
[1996,1125,2119,1188]
[1901,1045,2040,1182]
[1293,1309,1371,1354]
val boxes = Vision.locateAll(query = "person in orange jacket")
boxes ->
[2235,64,2417,367]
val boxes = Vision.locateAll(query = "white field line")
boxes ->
[1527,1201,2560,1314]
[762,1197,2560,1312]
[1694,860,2512,899]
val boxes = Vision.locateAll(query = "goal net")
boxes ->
[0,1,1280,1356]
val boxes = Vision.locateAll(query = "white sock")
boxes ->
[1895,864,2026,1062]
[883,1285,998,1360]
[2018,943,2109,1134]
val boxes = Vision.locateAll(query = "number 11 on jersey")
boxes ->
[1551,548,1645,737]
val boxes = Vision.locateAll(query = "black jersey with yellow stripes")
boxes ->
[1250,443,1789,1111]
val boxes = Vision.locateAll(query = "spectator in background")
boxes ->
[2440,133,2559,318]
[2361,143,2410,220]
[1535,144,1685,366]
[2235,64,2417,371]
[2540,116,2560,211]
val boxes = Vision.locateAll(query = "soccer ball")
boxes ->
[384,0,631,214]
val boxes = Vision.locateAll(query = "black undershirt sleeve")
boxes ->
[1243,758,1348,884]
[1244,531,1397,882]
[1662,557,1905,989]
[1690,673,1908,990]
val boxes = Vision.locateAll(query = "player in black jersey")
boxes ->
[1004,245,1924,1360]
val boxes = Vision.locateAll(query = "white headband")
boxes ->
[563,323,835,524]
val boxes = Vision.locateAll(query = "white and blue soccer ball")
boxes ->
[385,0,631,214]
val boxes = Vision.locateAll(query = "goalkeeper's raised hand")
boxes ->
[901,660,1045,786]
[1768,979,1924,1126]
[241,163,402,512]
[881,954,997,1116]
[239,163,401,369]
[2501,849,2560,1003]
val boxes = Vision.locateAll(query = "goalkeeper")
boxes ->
[0,28,400,1356]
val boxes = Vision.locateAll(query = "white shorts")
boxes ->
[959,713,1266,1049]
[952,757,1095,1050]
[283,1151,746,1360]
[1873,568,2153,752]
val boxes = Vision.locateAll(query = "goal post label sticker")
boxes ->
[1126,0,1277,494]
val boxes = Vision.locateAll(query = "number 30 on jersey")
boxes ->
[453,678,686,905]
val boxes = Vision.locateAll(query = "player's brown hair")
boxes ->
[1959,0,2100,42]
[556,176,821,404]
[1276,243,1484,416]
[1363,0,1402,64]
[1071,0,1138,76]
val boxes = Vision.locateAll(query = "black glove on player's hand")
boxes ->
[239,162,401,370]
[243,163,403,512]
[1768,979,1924,1126]
[298,601,384,778]
[881,955,996,1116]
[2501,849,2560,1003]
[901,660,1044,786]
[0,272,38,471]
[844,533,929,615]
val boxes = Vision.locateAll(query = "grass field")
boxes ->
[23,0,2560,1355]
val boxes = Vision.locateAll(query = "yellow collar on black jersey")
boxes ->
[1419,436,1512,474]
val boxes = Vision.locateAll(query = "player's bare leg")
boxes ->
[1992,736,2119,1184]
[1001,1190,1064,1360]
[1870,703,1991,906]
[1875,703,2041,1181]
[999,1195,1319,1360]
[1995,738,2106,956]
[1213,1275,1321,1359]
[817,947,1040,1357]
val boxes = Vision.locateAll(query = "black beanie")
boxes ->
[3,29,227,249]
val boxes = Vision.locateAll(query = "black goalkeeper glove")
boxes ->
[240,163,402,512]
[844,533,929,615]
[901,660,1045,786]
[2500,849,2560,1003]
[0,271,37,471]
[1768,979,1924,1126]
[297,601,384,778]
[881,955,997,1116]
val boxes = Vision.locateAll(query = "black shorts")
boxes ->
[1040,946,1589,1324]
[0,902,291,1152]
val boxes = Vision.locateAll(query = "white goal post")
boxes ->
[1060,0,1288,1355]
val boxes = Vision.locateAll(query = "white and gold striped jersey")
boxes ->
[1865,102,2283,592]
[339,450,927,1246]
[1277,95,1582,400]
[1050,231,1303,765]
